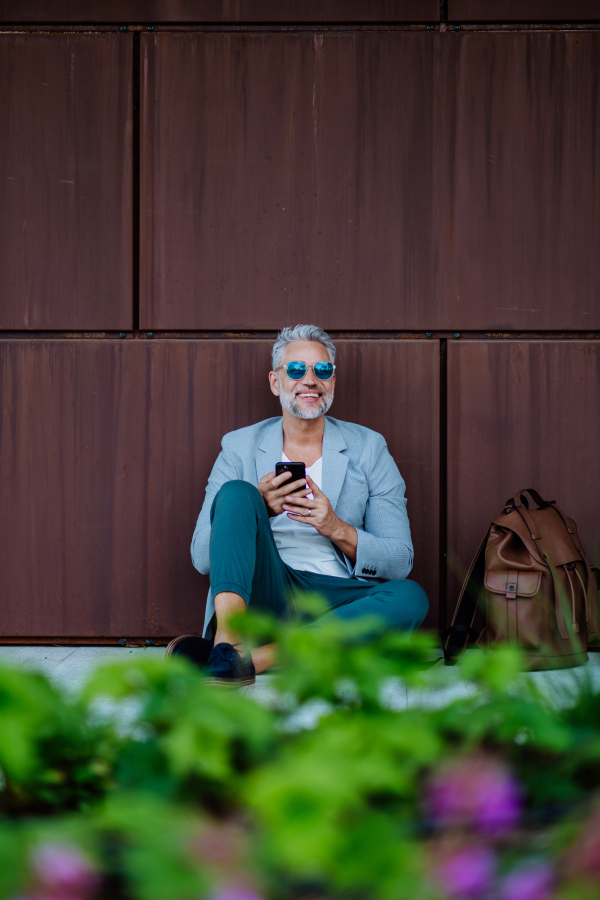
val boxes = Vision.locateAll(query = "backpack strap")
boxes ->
[444,528,490,665]
[514,503,589,642]
[511,488,551,510]
[516,502,598,635]
[580,558,597,633]
[545,554,573,640]
[547,504,598,634]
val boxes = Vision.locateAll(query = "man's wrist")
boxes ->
[329,515,349,544]
[329,517,358,559]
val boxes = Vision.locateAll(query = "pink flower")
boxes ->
[31,843,100,898]
[499,863,554,900]
[436,847,496,900]
[427,755,521,837]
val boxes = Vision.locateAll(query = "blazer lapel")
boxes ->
[256,416,348,511]
[256,418,284,483]
[322,417,348,512]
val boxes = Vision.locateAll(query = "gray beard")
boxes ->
[278,378,334,420]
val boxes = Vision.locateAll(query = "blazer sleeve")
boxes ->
[191,441,241,575]
[349,435,413,581]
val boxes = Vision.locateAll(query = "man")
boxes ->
[167,324,428,684]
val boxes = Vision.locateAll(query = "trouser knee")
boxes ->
[382,579,429,630]
[210,479,263,521]
[400,579,429,627]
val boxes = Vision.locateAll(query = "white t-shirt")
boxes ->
[270,453,350,578]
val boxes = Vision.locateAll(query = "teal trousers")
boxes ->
[208,480,428,636]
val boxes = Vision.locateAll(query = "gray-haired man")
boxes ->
[166,325,428,684]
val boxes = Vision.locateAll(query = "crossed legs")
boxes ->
[209,481,428,672]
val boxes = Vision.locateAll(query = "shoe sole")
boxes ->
[165,635,199,658]
[204,676,256,687]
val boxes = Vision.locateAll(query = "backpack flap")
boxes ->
[485,570,542,597]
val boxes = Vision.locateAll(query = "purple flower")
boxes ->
[427,755,521,837]
[499,863,554,900]
[436,846,496,900]
[31,843,99,898]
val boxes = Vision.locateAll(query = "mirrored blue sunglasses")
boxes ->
[276,361,336,381]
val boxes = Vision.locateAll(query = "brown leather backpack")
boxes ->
[444,489,598,671]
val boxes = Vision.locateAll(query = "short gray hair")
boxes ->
[271,325,336,370]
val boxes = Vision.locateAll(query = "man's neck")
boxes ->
[281,410,325,464]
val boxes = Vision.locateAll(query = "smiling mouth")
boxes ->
[295,391,323,400]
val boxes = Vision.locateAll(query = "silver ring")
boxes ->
[307,508,311,516]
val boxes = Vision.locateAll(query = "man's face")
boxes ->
[269,341,336,420]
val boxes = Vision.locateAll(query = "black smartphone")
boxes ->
[275,462,306,493]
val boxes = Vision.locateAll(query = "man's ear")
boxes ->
[269,371,280,397]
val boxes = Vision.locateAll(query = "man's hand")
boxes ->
[282,475,358,563]
[258,470,309,517]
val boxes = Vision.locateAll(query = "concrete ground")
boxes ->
[0,645,598,710]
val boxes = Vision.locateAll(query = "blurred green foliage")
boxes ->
[0,610,598,899]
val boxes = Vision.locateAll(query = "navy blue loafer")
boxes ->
[205,642,256,686]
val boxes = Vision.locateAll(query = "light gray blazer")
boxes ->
[191,416,413,636]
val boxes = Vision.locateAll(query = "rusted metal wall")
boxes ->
[447,342,600,621]
[0,35,132,330]
[449,1,600,23]
[141,31,600,333]
[435,32,600,331]
[0,341,147,636]
[140,33,438,331]
[0,1,439,23]
[0,339,438,637]
[1,13,599,641]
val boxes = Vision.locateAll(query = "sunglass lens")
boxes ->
[286,362,307,379]
[314,362,334,380]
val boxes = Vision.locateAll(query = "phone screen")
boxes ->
[275,462,306,493]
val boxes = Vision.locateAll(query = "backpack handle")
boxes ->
[510,488,554,510]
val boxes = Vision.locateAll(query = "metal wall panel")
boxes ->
[0,341,147,636]
[140,33,438,331]
[436,33,600,331]
[0,35,132,330]
[449,1,600,22]
[142,32,600,332]
[0,1,439,23]
[0,339,439,637]
[447,341,600,621]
